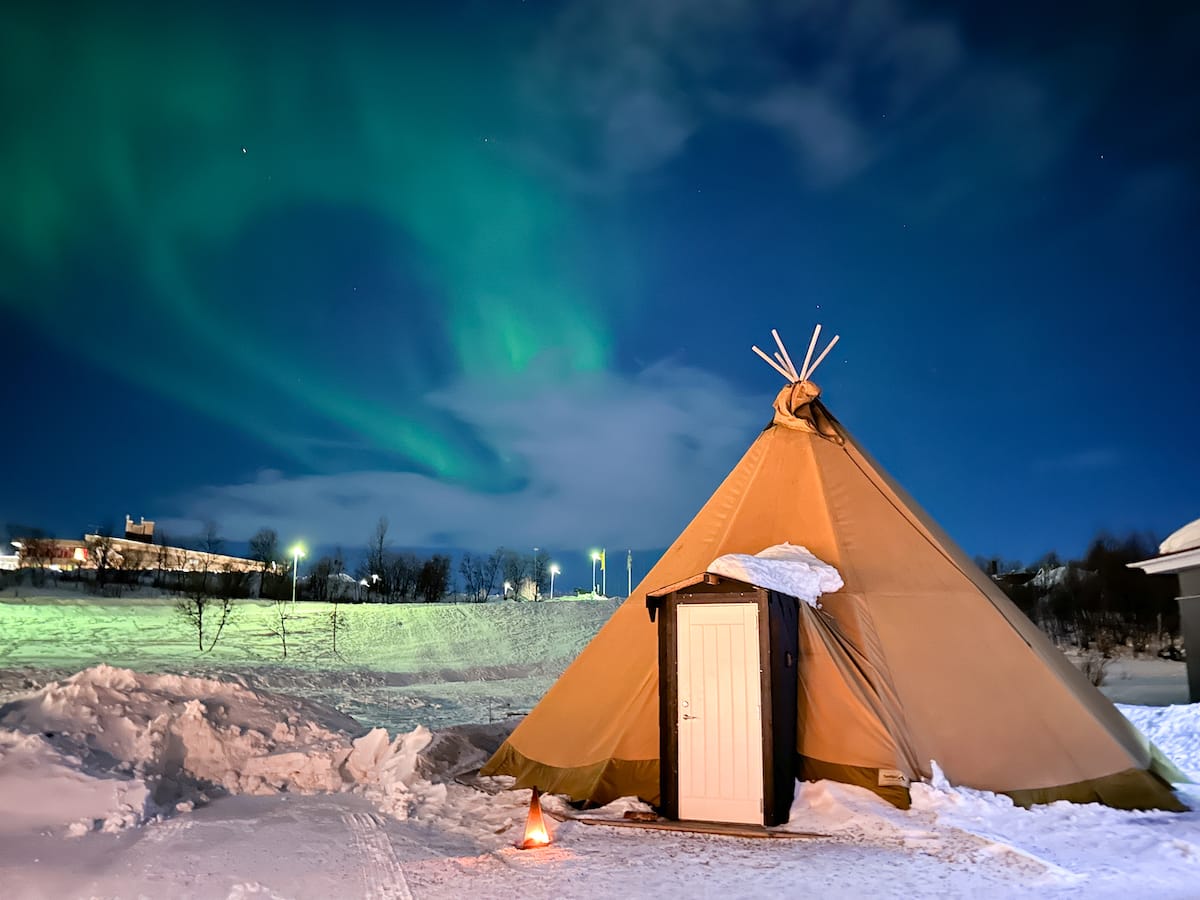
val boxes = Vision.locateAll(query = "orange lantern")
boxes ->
[519,788,551,849]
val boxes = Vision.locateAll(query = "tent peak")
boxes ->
[752,325,840,385]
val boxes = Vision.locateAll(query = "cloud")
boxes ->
[750,85,872,186]
[522,0,1126,223]
[523,0,966,189]
[1033,448,1122,473]
[164,362,769,552]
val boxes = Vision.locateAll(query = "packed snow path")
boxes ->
[4,789,1145,900]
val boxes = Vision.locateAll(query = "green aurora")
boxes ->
[1,6,609,484]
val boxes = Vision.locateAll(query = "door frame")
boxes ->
[655,580,778,824]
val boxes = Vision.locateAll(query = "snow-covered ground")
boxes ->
[0,590,618,732]
[1,591,1198,899]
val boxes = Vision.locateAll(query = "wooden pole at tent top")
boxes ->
[751,325,840,385]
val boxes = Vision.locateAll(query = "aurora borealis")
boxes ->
[4,2,1199,564]
[3,4,609,483]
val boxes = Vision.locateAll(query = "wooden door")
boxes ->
[676,602,764,824]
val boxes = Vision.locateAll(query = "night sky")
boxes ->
[4,1,1198,579]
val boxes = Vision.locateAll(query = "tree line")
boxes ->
[355,517,553,604]
[978,531,1181,657]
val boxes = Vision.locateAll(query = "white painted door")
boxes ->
[676,602,763,824]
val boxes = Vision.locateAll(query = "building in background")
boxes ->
[11,515,263,575]
[1131,518,1200,703]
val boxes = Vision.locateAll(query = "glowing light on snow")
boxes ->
[519,788,551,849]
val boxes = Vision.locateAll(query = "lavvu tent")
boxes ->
[482,328,1186,814]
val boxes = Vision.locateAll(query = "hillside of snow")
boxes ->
[0,592,620,731]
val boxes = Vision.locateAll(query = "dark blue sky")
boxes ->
[3,1,1198,578]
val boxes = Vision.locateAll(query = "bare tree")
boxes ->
[530,549,551,602]
[268,594,291,659]
[389,552,420,602]
[175,522,235,652]
[460,550,503,603]
[460,553,482,603]
[417,555,451,603]
[327,547,349,658]
[308,554,345,602]
[90,524,117,593]
[118,543,150,587]
[175,574,236,653]
[20,532,55,587]
[155,529,172,589]
[265,547,299,658]
[249,528,279,571]
[366,517,390,594]
[248,527,279,597]
[502,550,529,601]
[200,521,223,591]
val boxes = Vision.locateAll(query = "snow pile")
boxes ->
[783,702,1200,893]
[0,729,153,837]
[0,665,446,835]
[1120,702,1200,782]
[343,724,450,821]
[709,542,844,605]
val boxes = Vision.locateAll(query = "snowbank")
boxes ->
[0,666,443,836]
[1120,703,1200,782]
[710,542,844,605]
[0,729,152,836]
[2,662,1199,897]
[779,703,1200,894]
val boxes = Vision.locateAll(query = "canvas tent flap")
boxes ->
[483,742,661,806]
[772,381,842,441]
[795,599,919,777]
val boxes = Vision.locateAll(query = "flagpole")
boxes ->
[627,549,632,598]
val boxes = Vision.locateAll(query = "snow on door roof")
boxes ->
[708,543,844,606]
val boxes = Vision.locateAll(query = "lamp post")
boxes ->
[549,564,560,600]
[591,551,600,595]
[504,581,512,600]
[290,544,305,614]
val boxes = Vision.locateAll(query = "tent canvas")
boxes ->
[482,341,1186,813]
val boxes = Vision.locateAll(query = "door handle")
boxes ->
[681,714,698,720]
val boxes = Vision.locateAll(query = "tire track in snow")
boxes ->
[144,816,194,844]
[343,811,413,900]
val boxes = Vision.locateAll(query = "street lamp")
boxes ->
[591,551,600,595]
[503,581,512,600]
[549,565,560,600]
[289,544,305,614]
